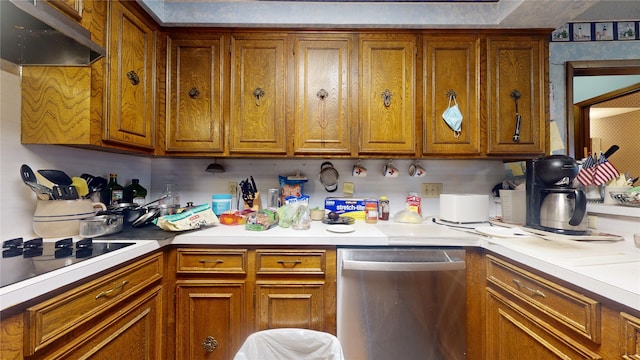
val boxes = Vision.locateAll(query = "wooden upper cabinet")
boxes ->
[105,0,156,150]
[229,33,287,154]
[423,35,481,156]
[359,33,417,155]
[486,35,547,156]
[293,34,355,155]
[166,35,225,153]
[46,0,83,22]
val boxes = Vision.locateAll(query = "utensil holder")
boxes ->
[244,192,262,211]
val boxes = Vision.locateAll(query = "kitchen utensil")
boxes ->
[205,160,226,173]
[71,177,89,197]
[240,177,258,207]
[608,190,640,207]
[37,169,73,186]
[602,144,619,159]
[79,214,124,237]
[319,162,339,192]
[131,207,160,227]
[51,185,79,200]
[20,164,52,199]
[510,89,522,142]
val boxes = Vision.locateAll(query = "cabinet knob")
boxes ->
[126,71,140,86]
[202,336,219,352]
[381,89,392,107]
[253,87,265,106]
[316,88,329,100]
[189,87,200,99]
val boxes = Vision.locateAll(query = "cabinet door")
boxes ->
[293,35,355,155]
[423,35,481,155]
[166,35,224,153]
[486,36,547,156]
[230,34,287,154]
[106,1,156,149]
[46,0,83,22]
[176,281,246,360]
[49,286,163,359]
[359,34,416,155]
[486,288,600,360]
[255,282,325,331]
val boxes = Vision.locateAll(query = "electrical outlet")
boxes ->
[422,183,443,198]
[228,182,238,195]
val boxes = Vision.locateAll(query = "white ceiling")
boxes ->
[138,0,640,29]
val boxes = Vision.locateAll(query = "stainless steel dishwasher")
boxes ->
[337,247,466,360]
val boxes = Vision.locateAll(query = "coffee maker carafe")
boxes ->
[525,155,588,235]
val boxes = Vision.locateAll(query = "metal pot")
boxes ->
[319,162,339,192]
[79,214,123,237]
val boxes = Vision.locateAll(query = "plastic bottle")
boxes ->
[378,196,390,221]
[124,179,147,205]
[160,184,180,206]
[107,173,124,205]
[365,199,378,224]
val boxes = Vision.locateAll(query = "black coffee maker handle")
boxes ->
[569,190,587,226]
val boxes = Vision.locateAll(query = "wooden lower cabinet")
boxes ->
[0,253,163,360]
[173,247,336,359]
[482,252,640,360]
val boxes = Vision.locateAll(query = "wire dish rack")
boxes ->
[609,191,640,207]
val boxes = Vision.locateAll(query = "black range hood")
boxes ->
[0,0,105,66]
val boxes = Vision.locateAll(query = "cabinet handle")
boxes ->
[199,259,224,265]
[512,279,546,298]
[381,89,392,107]
[510,89,522,142]
[201,335,219,352]
[316,88,329,100]
[188,87,200,99]
[253,87,265,106]
[95,280,129,299]
[126,71,140,86]
[277,259,302,266]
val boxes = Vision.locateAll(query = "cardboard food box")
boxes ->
[324,197,367,220]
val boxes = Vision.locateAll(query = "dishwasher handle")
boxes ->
[342,259,465,272]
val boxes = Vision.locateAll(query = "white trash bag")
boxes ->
[233,328,344,360]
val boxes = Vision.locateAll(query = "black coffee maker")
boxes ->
[525,155,588,235]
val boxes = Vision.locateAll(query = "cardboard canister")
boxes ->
[499,190,526,225]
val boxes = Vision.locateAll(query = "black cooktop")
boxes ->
[1,237,135,288]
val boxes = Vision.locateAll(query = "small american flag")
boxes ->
[576,155,596,186]
[593,154,619,185]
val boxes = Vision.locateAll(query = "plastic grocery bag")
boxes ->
[233,328,344,360]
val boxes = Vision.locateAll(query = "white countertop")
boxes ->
[2,220,639,312]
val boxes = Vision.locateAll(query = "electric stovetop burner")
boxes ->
[1,237,135,288]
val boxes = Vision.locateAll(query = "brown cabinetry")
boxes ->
[173,247,336,359]
[229,33,288,155]
[105,0,157,149]
[165,34,225,153]
[486,35,547,156]
[0,253,164,359]
[422,35,481,156]
[46,0,83,22]
[359,33,417,155]
[293,34,356,155]
[483,253,640,360]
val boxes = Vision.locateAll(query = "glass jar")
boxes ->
[378,196,390,220]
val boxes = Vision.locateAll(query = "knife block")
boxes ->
[243,191,262,211]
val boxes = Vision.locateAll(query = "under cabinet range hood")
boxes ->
[0,0,105,66]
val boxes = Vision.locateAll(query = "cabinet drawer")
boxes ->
[486,254,601,343]
[256,250,326,275]
[24,253,162,355]
[176,248,248,274]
